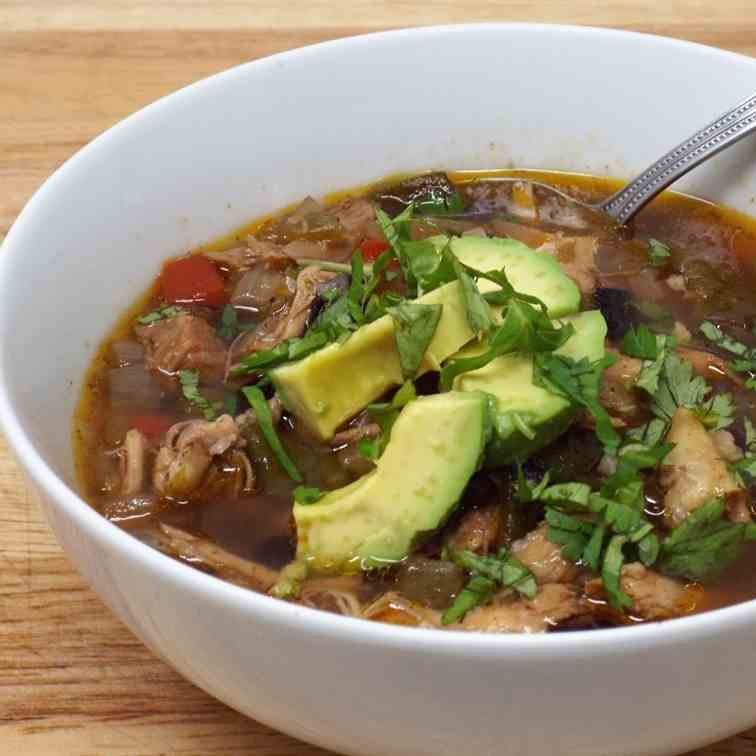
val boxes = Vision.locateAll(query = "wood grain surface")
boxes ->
[2,3,756,754]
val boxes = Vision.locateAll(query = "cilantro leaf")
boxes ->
[293,485,324,505]
[647,238,672,266]
[389,302,443,379]
[634,335,676,395]
[659,498,751,581]
[137,304,187,325]
[452,257,492,336]
[699,320,756,384]
[242,386,302,482]
[602,535,633,610]
[441,575,496,625]
[179,369,219,420]
[621,325,660,360]
[516,464,550,503]
[442,548,537,625]
[533,352,621,455]
[359,380,417,460]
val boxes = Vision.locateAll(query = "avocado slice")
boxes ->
[293,391,490,573]
[453,310,607,466]
[272,236,580,440]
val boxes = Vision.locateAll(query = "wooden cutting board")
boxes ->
[2,3,756,753]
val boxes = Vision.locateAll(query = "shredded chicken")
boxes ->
[118,429,146,496]
[620,563,701,620]
[460,584,582,633]
[362,591,442,628]
[599,350,643,421]
[154,414,248,498]
[228,267,336,366]
[661,407,742,526]
[672,321,692,343]
[156,524,278,592]
[300,576,365,617]
[512,523,580,584]
[135,314,227,382]
[539,236,598,296]
[447,503,502,555]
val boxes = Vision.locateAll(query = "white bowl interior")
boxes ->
[2,25,756,756]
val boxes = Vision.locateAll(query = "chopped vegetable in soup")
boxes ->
[75,169,756,633]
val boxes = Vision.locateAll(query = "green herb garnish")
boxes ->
[442,548,536,625]
[293,485,324,505]
[137,304,187,325]
[179,369,219,420]
[699,320,756,389]
[242,385,302,482]
[389,302,443,380]
[659,497,756,581]
[358,380,417,460]
[647,238,672,266]
[533,352,621,455]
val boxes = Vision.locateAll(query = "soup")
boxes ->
[74,170,756,632]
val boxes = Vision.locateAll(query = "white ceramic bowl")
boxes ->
[2,24,756,756]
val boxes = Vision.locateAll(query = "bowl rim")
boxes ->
[3,21,756,656]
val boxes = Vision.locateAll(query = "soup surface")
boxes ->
[75,170,756,632]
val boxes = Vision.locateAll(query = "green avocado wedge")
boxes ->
[293,391,490,573]
[272,235,580,440]
[452,310,607,466]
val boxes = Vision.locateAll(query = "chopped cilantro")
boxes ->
[659,497,756,581]
[359,380,417,460]
[137,304,187,325]
[388,302,443,380]
[242,385,302,482]
[442,548,537,625]
[533,352,621,455]
[621,325,660,360]
[699,320,756,385]
[647,238,672,266]
[178,369,219,420]
[293,485,324,505]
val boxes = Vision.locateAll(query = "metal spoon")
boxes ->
[459,92,756,228]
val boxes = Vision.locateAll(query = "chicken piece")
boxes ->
[204,239,293,271]
[447,503,502,555]
[153,414,247,498]
[620,563,701,620]
[710,429,743,463]
[599,350,643,421]
[135,314,227,382]
[461,584,582,633]
[229,267,336,364]
[661,408,741,527]
[362,591,442,628]
[118,428,146,496]
[511,523,580,584]
[539,236,598,296]
[156,524,278,592]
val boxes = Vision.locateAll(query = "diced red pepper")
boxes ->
[160,255,226,307]
[360,238,391,261]
[128,414,174,438]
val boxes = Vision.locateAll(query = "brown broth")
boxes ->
[74,169,756,626]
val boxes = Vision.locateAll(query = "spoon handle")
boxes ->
[600,92,756,224]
